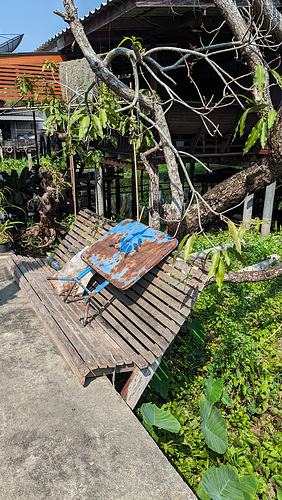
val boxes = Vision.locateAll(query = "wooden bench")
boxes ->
[6,209,209,409]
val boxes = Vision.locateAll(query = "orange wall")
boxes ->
[0,53,66,101]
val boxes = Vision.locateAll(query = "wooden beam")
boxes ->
[121,355,162,410]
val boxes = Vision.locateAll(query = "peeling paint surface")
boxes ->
[82,219,178,289]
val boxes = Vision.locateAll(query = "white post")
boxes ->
[27,153,33,171]
[261,181,276,236]
[243,193,254,228]
[95,166,104,216]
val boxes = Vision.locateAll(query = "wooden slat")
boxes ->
[93,283,165,355]
[39,262,134,367]
[27,257,136,370]
[6,256,89,384]
[100,281,173,345]
[18,258,101,370]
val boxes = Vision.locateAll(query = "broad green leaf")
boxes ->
[255,65,265,94]
[267,109,277,129]
[222,391,233,406]
[205,376,223,404]
[141,403,181,433]
[200,399,228,454]
[243,118,263,155]
[201,465,244,500]
[237,94,255,105]
[150,358,171,399]
[197,483,211,500]
[184,234,195,261]
[216,258,225,291]
[228,247,246,266]
[269,69,282,89]
[260,119,268,149]
[239,475,259,500]
[135,135,142,151]
[277,489,282,500]
[79,115,90,140]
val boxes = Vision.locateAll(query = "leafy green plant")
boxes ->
[198,465,259,500]
[137,229,282,499]
[0,218,23,243]
[0,167,38,209]
[141,402,181,441]
[174,220,247,291]
[233,65,280,154]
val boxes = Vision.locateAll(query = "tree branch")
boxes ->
[207,262,282,284]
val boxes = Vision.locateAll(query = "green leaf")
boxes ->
[205,376,223,404]
[173,234,189,264]
[150,359,171,399]
[228,247,246,266]
[141,403,181,433]
[260,119,268,149]
[269,69,282,89]
[239,109,250,137]
[201,466,244,500]
[277,489,282,500]
[239,475,259,500]
[99,108,107,128]
[237,94,255,105]
[184,234,195,261]
[221,249,231,270]
[227,220,241,253]
[216,258,225,291]
[267,109,277,129]
[255,65,265,94]
[222,391,233,406]
[69,108,85,126]
[243,118,264,155]
[200,399,228,454]
[208,251,220,279]
[92,114,104,138]
[197,483,211,500]
[79,115,90,140]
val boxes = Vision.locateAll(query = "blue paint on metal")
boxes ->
[81,219,178,290]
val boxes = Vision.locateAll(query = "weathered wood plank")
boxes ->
[6,256,90,384]
[27,258,133,370]
[18,257,101,370]
[94,284,165,356]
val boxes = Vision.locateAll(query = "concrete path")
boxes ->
[0,254,196,500]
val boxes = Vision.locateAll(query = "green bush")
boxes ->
[138,230,282,499]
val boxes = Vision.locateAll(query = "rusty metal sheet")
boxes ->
[81,219,178,290]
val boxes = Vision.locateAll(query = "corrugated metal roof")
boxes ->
[0,115,44,121]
